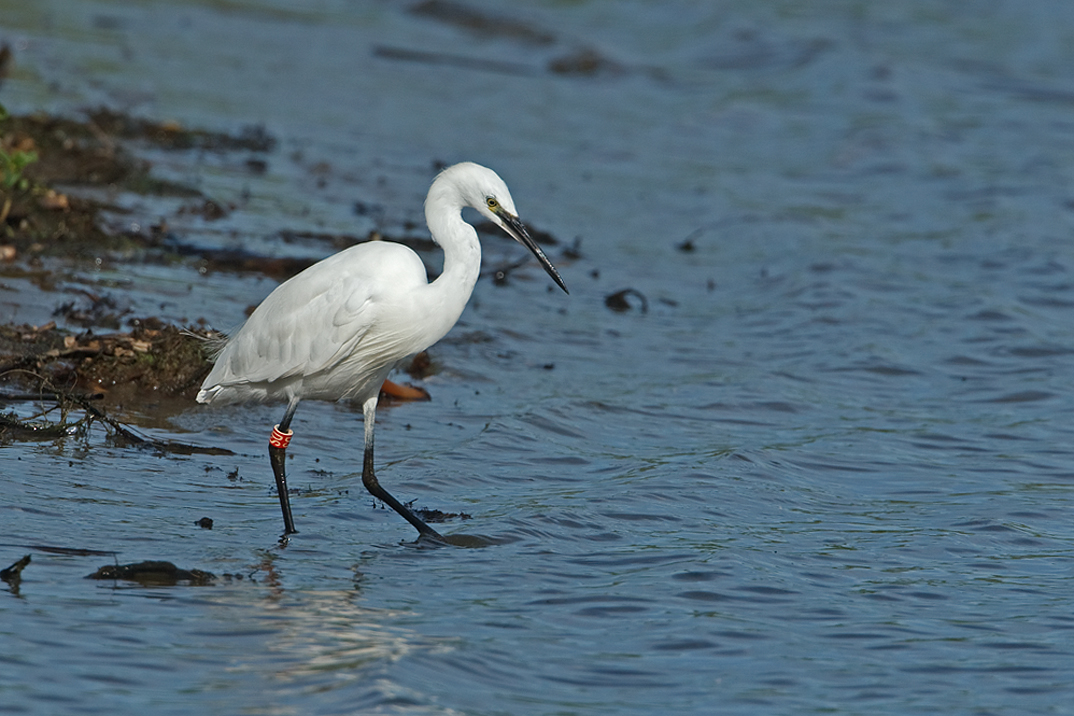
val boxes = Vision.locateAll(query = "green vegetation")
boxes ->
[0,102,39,190]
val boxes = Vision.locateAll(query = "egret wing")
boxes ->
[211,272,377,387]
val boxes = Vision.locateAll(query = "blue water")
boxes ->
[2,1,1073,714]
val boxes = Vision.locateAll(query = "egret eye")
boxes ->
[486,196,499,211]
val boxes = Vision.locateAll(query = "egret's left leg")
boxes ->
[360,396,445,542]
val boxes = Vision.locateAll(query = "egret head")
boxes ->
[430,162,568,294]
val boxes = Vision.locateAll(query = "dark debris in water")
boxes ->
[86,560,215,587]
[605,288,649,313]
[1,554,31,583]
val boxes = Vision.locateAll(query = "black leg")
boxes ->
[361,396,445,542]
[269,398,300,535]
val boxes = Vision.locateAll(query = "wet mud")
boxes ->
[0,320,209,397]
[1,108,200,258]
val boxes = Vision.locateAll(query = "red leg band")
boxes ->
[269,424,293,449]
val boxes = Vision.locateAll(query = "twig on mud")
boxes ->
[0,369,230,455]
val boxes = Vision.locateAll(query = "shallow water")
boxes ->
[3,1,1074,714]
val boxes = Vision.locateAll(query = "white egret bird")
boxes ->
[197,162,568,540]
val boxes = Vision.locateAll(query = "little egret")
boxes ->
[197,162,568,540]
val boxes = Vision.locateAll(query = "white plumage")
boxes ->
[196,162,567,539]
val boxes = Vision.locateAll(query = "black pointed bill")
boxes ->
[496,210,569,294]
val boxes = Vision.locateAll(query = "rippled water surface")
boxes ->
[2,1,1074,714]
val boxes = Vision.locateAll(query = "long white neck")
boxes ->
[423,182,482,330]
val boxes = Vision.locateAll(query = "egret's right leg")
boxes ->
[360,396,445,542]
[269,397,300,535]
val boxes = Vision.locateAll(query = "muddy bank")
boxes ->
[0,320,209,398]
[0,104,262,430]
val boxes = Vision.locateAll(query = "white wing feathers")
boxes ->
[220,277,374,386]
[199,242,432,402]
[201,247,384,392]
